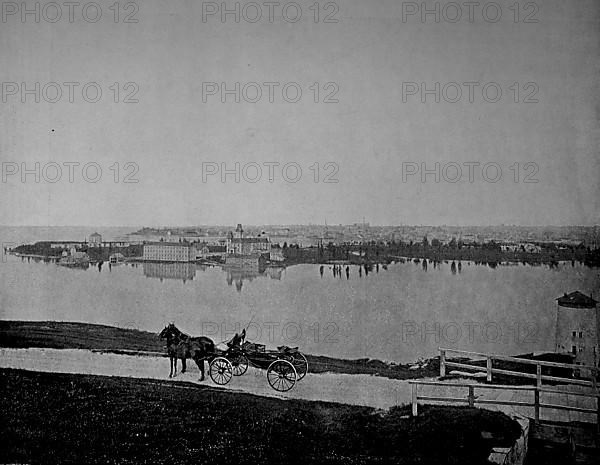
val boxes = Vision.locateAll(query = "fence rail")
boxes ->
[439,348,599,388]
[409,380,600,426]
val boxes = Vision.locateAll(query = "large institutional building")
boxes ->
[226,224,271,257]
[142,241,195,262]
[141,224,272,263]
[554,291,599,370]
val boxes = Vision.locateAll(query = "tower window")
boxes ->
[579,331,583,338]
[572,346,577,355]
[572,331,577,338]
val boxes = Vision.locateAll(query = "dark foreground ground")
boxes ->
[0,368,521,465]
[0,320,439,380]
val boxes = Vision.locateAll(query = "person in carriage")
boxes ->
[226,328,246,351]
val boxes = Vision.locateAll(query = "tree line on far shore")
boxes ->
[278,237,600,267]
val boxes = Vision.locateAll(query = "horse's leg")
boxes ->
[193,356,205,381]
[181,356,187,374]
[173,355,178,377]
[169,355,174,378]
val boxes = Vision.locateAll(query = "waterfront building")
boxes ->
[142,241,195,262]
[99,241,133,248]
[269,248,285,262]
[88,232,102,246]
[196,244,227,260]
[58,248,90,267]
[109,253,124,264]
[554,291,599,371]
[50,242,84,249]
[226,224,271,257]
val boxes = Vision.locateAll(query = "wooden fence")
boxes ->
[439,348,599,388]
[409,380,600,426]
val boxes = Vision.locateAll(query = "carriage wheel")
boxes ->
[209,357,233,385]
[267,360,297,392]
[292,352,308,380]
[231,353,248,376]
[280,353,308,380]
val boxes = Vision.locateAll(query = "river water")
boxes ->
[1,227,598,362]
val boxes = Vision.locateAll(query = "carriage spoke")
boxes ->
[267,360,297,392]
[210,357,233,385]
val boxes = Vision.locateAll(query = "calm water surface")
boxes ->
[1,227,598,361]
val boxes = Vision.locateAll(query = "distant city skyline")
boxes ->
[2,222,600,228]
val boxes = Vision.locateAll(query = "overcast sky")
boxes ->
[1,0,598,226]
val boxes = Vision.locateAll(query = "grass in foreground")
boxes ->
[0,369,520,465]
[0,320,439,379]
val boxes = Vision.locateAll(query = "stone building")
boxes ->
[142,241,195,262]
[88,232,102,246]
[226,224,270,257]
[554,291,599,369]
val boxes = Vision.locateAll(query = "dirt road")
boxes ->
[0,347,414,409]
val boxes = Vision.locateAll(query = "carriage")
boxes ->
[159,324,308,392]
[208,341,309,392]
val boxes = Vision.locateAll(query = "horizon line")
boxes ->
[1,224,599,229]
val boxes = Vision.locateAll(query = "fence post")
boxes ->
[536,364,542,388]
[468,386,475,407]
[440,349,446,377]
[412,383,418,417]
[486,356,492,382]
[534,388,540,423]
[592,368,597,390]
[594,394,599,433]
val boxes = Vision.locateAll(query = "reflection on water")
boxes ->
[2,254,598,361]
[138,260,287,289]
[143,262,196,283]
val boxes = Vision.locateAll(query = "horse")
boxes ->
[159,324,189,378]
[159,323,215,381]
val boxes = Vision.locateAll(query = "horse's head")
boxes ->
[159,325,169,339]
[159,323,178,340]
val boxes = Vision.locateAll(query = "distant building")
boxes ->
[143,241,195,262]
[100,241,132,248]
[521,243,541,253]
[50,242,83,249]
[226,224,271,257]
[89,232,102,246]
[196,244,226,260]
[58,248,90,267]
[109,253,124,264]
[269,248,285,262]
[554,291,599,371]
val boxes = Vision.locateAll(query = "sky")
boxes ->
[1,0,599,227]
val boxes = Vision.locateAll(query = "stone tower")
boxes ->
[555,291,599,369]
